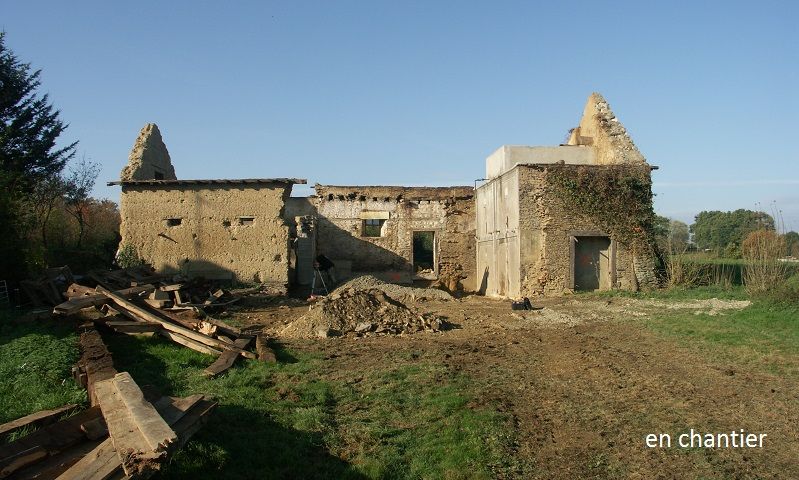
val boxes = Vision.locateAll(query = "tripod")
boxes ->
[310,267,329,295]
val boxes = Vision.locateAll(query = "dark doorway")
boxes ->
[574,236,611,291]
[413,231,436,278]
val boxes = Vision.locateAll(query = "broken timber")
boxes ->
[96,286,255,359]
[56,395,213,480]
[256,334,277,363]
[93,373,176,478]
[54,286,154,316]
[0,408,103,478]
[0,404,79,444]
[203,337,252,377]
[76,329,117,406]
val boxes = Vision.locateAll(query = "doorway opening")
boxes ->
[573,236,611,291]
[413,231,436,279]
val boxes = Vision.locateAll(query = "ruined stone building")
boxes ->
[475,93,657,297]
[111,124,306,284]
[111,93,657,296]
[286,185,475,291]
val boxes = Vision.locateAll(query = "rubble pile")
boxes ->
[335,275,453,303]
[282,287,447,338]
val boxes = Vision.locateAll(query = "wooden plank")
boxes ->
[53,295,108,315]
[0,404,79,443]
[0,408,103,478]
[202,338,251,377]
[56,396,203,480]
[98,287,255,359]
[14,438,104,480]
[256,334,277,363]
[94,373,176,478]
[158,331,222,356]
[65,284,96,298]
[76,330,117,406]
[104,321,161,334]
[169,399,217,451]
[157,284,183,292]
[200,316,242,337]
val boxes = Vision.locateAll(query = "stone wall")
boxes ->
[517,165,641,296]
[119,183,293,283]
[299,185,476,291]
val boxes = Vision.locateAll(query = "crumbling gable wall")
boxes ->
[309,185,476,291]
[120,124,177,181]
[566,92,646,165]
[118,183,293,284]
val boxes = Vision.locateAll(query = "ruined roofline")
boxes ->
[108,178,307,187]
[516,163,658,171]
[314,184,474,201]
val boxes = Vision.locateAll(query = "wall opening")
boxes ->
[413,231,436,279]
[166,218,182,227]
[238,217,255,226]
[573,235,611,291]
[362,219,385,237]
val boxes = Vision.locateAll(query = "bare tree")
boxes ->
[64,156,100,248]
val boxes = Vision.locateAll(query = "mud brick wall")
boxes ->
[119,183,293,283]
[309,186,476,291]
[517,165,640,296]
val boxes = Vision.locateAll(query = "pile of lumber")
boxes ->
[20,267,76,307]
[52,267,277,377]
[0,328,216,479]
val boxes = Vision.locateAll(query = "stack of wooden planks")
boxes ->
[53,277,275,377]
[0,326,217,479]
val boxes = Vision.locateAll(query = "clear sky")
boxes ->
[3,1,797,230]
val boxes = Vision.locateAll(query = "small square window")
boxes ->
[362,219,385,237]
[238,217,255,226]
[166,218,182,227]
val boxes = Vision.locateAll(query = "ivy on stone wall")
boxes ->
[544,164,657,252]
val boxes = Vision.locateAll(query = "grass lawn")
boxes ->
[0,312,86,426]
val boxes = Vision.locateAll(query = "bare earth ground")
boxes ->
[226,293,798,479]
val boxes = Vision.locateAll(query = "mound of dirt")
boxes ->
[280,287,446,339]
[335,275,453,303]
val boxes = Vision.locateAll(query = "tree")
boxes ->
[654,215,690,253]
[63,156,100,248]
[0,32,77,279]
[690,209,774,256]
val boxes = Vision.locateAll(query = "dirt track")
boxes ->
[234,294,798,479]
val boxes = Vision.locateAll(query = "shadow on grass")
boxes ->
[269,339,299,364]
[161,404,367,480]
[102,332,366,479]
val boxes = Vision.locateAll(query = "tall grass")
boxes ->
[665,251,736,288]
[742,230,786,295]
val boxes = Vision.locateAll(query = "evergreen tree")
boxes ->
[0,32,77,280]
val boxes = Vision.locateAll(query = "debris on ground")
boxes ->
[0,318,217,479]
[281,287,448,338]
[19,266,75,307]
[334,275,453,303]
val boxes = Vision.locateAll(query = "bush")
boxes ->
[116,244,144,269]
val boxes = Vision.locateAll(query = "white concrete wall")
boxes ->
[475,168,520,297]
[486,145,595,179]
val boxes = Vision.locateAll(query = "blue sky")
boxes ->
[3,1,797,230]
